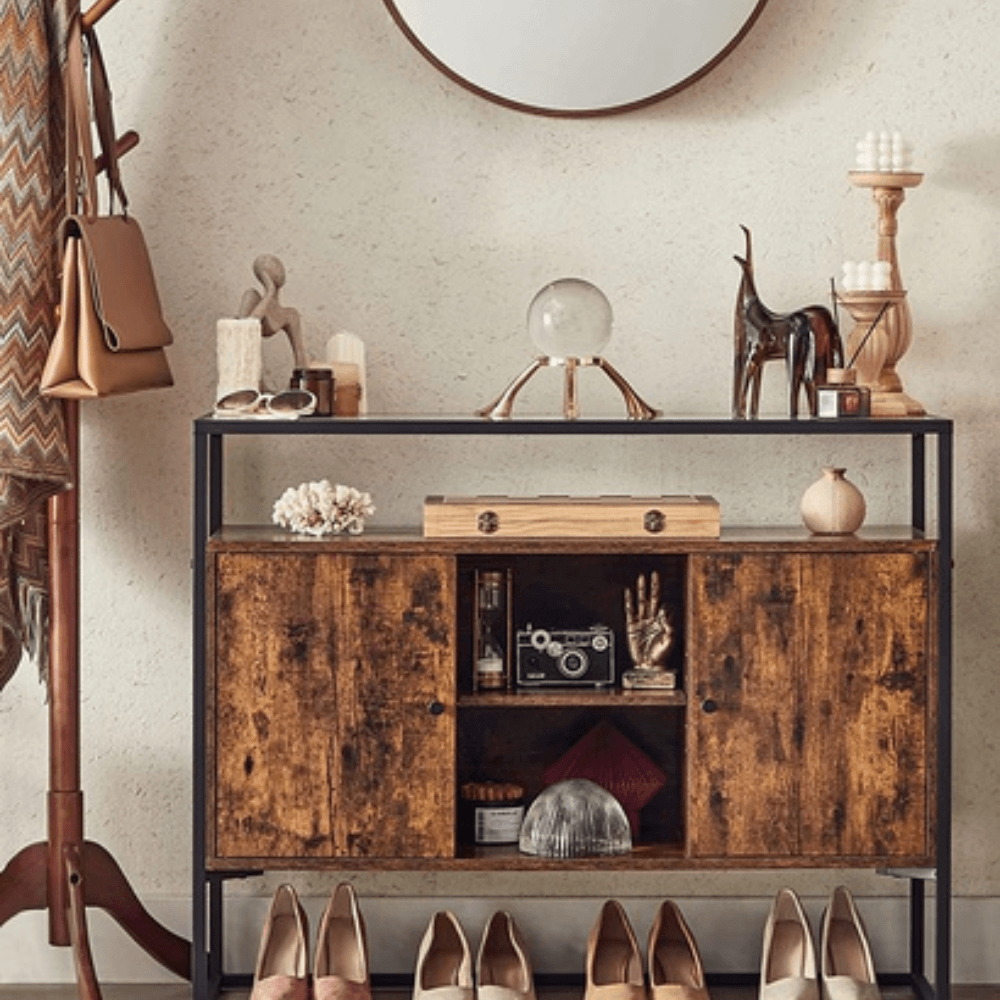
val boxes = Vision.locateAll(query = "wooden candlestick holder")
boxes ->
[842,170,925,416]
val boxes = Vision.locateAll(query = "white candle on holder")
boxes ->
[841,260,892,292]
[873,260,892,289]
[854,130,914,172]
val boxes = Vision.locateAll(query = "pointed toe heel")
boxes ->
[314,882,372,1000]
[414,910,474,1000]
[648,900,710,1000]
[250,883,309,1000]
[760,889,818,1000]
[585,899,647,1000]
[477,910,537,1000]
[820,886,880,1000]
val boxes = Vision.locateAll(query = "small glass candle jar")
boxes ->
[290,368,334,416]
[459,782,525,846]
[817,368,871,418]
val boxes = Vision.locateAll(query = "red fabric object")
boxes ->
[544,721,666,836]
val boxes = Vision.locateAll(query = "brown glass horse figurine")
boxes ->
[732,226,843,418]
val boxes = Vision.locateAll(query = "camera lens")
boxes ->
[530,629,551,651]
[558,648,589,679]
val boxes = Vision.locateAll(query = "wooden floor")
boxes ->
[1,987,998,1000]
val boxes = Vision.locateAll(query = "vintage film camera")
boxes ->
[515,624,615,688]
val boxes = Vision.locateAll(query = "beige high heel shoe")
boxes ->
[585,900,646,1000]
[819,887,880,1000]
[250,883,310,1000]
[760,889,818,1000]
[314,882,372,1000]
[477,911,537,1000]
[647,900,710,1000]
[414,911,474,1000]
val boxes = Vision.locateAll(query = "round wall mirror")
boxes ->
[383,0,769,116]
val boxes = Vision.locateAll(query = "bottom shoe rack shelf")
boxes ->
[192,414,952,1000]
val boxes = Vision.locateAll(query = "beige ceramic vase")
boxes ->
[800,467,866,535]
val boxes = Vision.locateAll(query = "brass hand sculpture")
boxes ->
[623,571,675,689]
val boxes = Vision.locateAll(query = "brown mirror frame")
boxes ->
[382,1,770,117]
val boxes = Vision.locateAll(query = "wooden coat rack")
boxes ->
[0,0,190,996]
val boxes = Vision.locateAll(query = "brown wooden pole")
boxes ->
[47,398,81,947]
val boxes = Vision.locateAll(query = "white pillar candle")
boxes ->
[216,317,262,401]
[326,331,368,415]
[841,260,893,292]
[842,261,860,292]
[873,260,892,290]
[854,130,914,172]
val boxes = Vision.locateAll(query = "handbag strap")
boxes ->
[64,15,97,218]
[63,14,129,220]
[84,25,129,213]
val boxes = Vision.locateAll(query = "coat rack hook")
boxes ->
[95,129,140,176]
[82,0,125,30]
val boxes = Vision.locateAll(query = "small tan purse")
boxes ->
[41,16,173,399]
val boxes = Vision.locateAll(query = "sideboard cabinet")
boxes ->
[205,539,935,870]
[193,415,952,1000]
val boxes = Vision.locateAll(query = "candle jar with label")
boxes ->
[817,368,871,418]
[459,782,525,847]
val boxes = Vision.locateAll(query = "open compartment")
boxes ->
[455,703,686,859]
[456,552,687,696]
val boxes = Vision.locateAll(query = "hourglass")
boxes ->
[477,279,660,420]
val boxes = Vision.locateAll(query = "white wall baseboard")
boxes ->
[0,893,990,985]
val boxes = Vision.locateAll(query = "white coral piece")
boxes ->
[272,479,375,536]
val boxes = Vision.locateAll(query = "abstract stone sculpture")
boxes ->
[238,254,308,371]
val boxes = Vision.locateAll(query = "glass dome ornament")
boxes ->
[518,778,632,858]
[477,278,659,420]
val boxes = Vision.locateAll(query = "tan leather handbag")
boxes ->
[41,16,173,399]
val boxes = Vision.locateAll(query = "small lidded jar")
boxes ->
[290,368,334,416]
[459,782,525,847]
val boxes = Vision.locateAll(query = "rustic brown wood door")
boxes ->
[797,552,934,860]
[686,553,802,859]
[210,551,456,863]
[687,550,933,864]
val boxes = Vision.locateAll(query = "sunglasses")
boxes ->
[214,388,317,418]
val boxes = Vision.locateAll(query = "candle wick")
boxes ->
[846,300,891,370]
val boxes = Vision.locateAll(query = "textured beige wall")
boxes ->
[2,0,999,980]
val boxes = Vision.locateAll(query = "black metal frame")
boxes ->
[192,414,953,1000]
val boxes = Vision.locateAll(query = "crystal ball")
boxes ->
[527,278,613,360]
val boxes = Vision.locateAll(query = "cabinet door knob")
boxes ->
[701,698,718,714]
[428,700,445,716]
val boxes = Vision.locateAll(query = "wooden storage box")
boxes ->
[423,495,720,539]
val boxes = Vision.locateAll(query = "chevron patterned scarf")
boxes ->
[0,0,75,692]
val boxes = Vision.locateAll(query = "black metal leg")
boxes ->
[911,432,926,533]
[208,432,223,534]
[193,429,230,998]
[208,875,224,993]
[935,426,954,1000]
[192,427,207,998]
[910,877,925,978]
